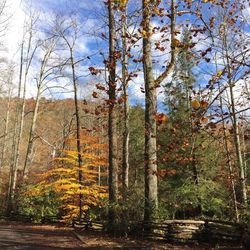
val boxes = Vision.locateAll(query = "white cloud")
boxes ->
[3,0,25,59]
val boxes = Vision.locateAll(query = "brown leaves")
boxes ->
[200,100,209,108]
[96,83,106,91]
[89,67,101,75]
[92,92,98,98]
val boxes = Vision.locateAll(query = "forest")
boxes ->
[0,0,249,248]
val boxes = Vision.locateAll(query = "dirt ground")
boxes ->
[0,221,243,249]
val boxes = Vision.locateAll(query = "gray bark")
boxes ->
[142,0,158,222]
[23,45,54,178]
[142,0,177,223]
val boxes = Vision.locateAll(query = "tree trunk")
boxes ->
[70,48,84,219]
[12,30,35,196]
[121,7,129,197]
[220,96,239,222]
[0,84,12,170]
[6,42,24,215]
[223,29,247,205]
[215,51,239,221]
[23,47,53,178]
[142,0,158,222]
[108,0,118,228]
[22,84,41,178]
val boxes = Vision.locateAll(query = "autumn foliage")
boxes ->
[25,132,108,222]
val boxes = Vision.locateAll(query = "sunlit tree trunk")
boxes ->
[108,0,118,228]
[121,6,129,197]
[12,28,36,196]
[222,27,247,205]
[142,0,177,223]
[142,0,158,222]
[214,50,239,221]
[70,47,84,219]
[23,46,53,178]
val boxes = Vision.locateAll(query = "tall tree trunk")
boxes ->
[229,84,247,205]
[108,0,118,228]
[142,0,158,222]
[70,47,84,219]
[223,29,247,205]
[215,51,239,221]
[0,84,12,170]
[121,7,129,197]
[22,84,41,178]
[23,47,53,178]
[6,42,24,215]
[220,95,239,222]
[142,0,177,223]
[12,30,35,196]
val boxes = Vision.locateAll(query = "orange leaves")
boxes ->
[158,168,177,178]
[200,117,209,124]
[191,99,201,109]
[191,99,208,109]
[190,99,210,129]
[172,38,182,48]
[154,113,168,125]
[200,100,209,108]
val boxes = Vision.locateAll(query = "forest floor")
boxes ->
[0,221,243,249]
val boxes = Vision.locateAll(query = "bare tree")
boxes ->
[22,37,60,179]
[6,15,38,214]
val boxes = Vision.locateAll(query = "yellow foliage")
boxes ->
[32,131,108,222]
[217,70,223,76]
[115,0,128,10]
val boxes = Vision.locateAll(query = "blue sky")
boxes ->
[4,0,250,114]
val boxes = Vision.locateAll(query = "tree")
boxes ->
[6,15,38,215]
[107,0,119,229]
[121,0,130,197]
[18,132,108,222]
[142,0,178,223]
[54,17,85,219]
[22,37,60,178]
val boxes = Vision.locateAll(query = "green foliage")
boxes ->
[17,184,60,222]
[129,105,145,184]
[158,28,236,221]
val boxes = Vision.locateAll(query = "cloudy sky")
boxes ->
[2,0,250,114]
[3,0,148,103]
